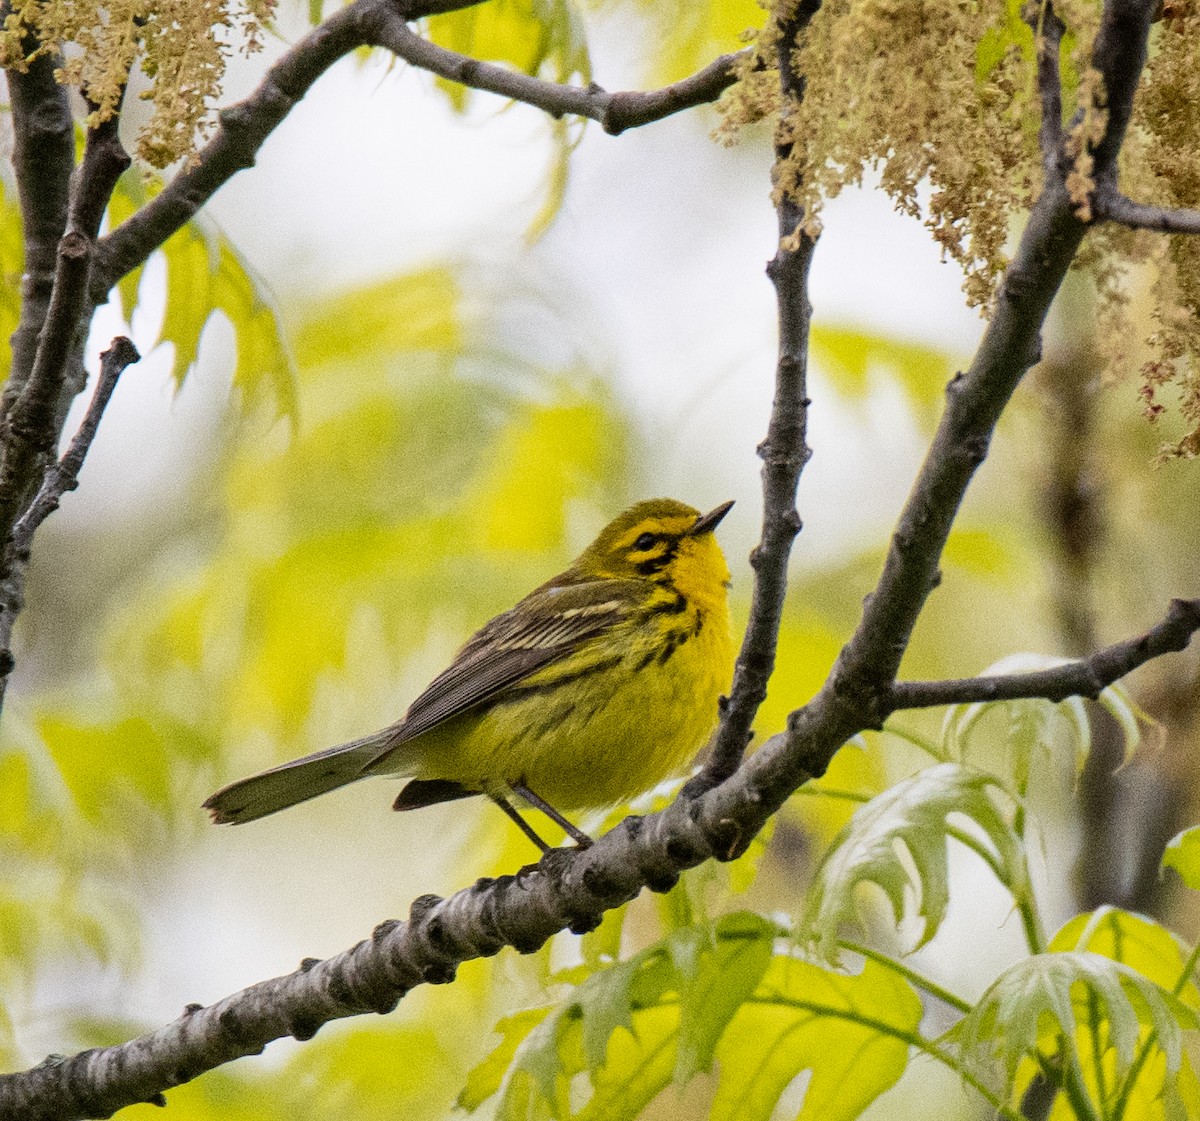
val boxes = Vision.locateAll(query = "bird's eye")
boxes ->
[633,532,657,551]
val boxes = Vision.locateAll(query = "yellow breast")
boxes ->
[410,588,734,811]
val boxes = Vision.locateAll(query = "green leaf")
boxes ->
[460,1008,554,1112]
[974,0,1034,84]
[116,207,296,418]
[942,652,1144,781]
[577,948,651,1070]
[1049,907,1200,1002]
[955,952,1198,1090]
[674,912,775,1082]
[291,267,462,371]
[526,116,580,244]
[106,142,295,420]
[631,0,766,86]
[941,526,1023,581]
[477,916,919,1121]
[211,239,296,418]
[487,914,775,1119]
[287,1024,461,1116]
[107,168,157,322]
[710,956,922,1121]
[1163,825,1200,892]
[35,714,174,828]
[802,762,1025,959]
[0,859,134,983]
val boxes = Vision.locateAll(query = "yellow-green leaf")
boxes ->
[802,763,1025,959]
[460,1008,554,1112]
[711,956,921,1121]
[956,952,1197,1083]
[1050,907,1200,1003]
[1163,825,1200,892]
[810,323,957,418]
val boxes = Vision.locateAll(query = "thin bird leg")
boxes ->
[511,782,594,849]
[489,793,553,853]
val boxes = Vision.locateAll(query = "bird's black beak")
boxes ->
[688,500,734,536]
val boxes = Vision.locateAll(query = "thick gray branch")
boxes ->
[806,0,1155,751]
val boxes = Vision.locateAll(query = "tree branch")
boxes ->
[1092,189,1200,234]
[0,338,140,704]
[92,0,394,296]
[888,598,1200,710]
[696,1,819,788]
[1087,0,1155,179]
[1,34,76,418]
[10,337,141,555]
[10,599,1198,1121]
[0,108,130,540]
[0,106,131,705]
[1030,0,1065,174]
[368,17,747,135]
[799,0,1156,754]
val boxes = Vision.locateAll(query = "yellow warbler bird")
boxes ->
[204,498,735,851]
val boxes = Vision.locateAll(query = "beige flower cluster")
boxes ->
[1134,4,1200,458]
[721,0,1200,457]
[0,0,275,168]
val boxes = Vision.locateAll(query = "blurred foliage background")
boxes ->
[2,0,1200,1118]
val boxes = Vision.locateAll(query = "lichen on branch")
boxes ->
[0,0,275,167]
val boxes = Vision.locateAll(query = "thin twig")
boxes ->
[369,18,747,135]
[10,337,141,554]
[696,2,820,788]
[95,0,747,297]
[1030,0,1066,174]
[0,106,130,546]
[92,0,391,295]
[887,599,1200,711]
